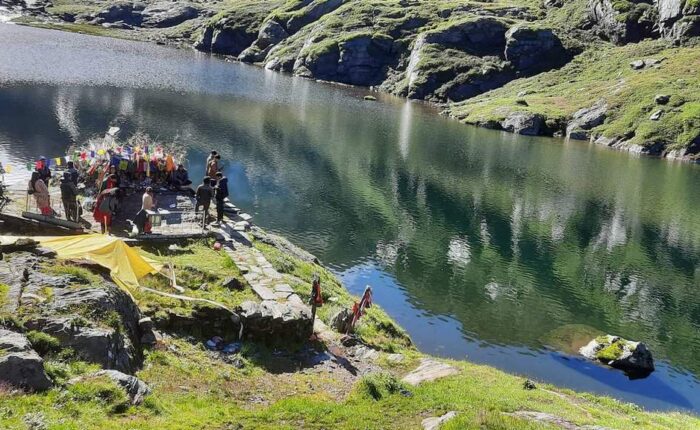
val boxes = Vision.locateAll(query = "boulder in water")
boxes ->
[580,335,655,379]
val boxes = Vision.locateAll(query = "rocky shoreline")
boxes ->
[2,0,699,163]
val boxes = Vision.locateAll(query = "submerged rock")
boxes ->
[0,329,52,391]
[580,335,655,378]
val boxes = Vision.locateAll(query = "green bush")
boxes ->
[356,372,406,401]
[68,376,130,414]
[26,331,61,356]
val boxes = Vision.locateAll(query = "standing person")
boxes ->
[206,151,218,167]
[93,189,118,234]
[59,172,79,222]
[195,176,213,222]
[28,171,53,216]
[134,187,156,234]
[213,172,228,224]
[37,156,52,187]
[65,161,79,185]
[206,154,219,178]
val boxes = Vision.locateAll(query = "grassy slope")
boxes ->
[449,40,700,151]
[0,241,698,429]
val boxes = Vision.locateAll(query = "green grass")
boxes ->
[450,39,700,150]
[0,283,8,309]
[0,240,698,428]
[26,331,61,356]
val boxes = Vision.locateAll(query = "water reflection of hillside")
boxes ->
[1,83,699,377]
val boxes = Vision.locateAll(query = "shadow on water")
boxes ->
[1,24,699,412]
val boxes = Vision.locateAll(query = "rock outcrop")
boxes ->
[580,335,655,378]
[504,26,570,74]
[0,329,52,391]
[294,33,397,86]
[588,0,658,44]
[566,100,608,140]
[140,3,199,28]
[500,112,547,135]
[657,0,700,41]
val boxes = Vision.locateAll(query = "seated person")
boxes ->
[171,164,192,189]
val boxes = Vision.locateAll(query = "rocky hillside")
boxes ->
[1,239,699,429]
[6,0,700,159]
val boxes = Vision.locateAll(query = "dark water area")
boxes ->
[1,24,699,412]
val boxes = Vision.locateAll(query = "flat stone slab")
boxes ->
[250,284,277,301]
[263,267,282,279]
[288,294,304,306]
[422,411,457,430]
[274,284,294,293]
[402,358,459,386]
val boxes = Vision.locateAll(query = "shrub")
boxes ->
[68,376,130,414]
[357,373,406,401]
[26,331,61,356]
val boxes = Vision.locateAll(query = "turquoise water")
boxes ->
[1,24,699,412]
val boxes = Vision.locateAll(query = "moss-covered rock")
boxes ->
[580,334,655,378]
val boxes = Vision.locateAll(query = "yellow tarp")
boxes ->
[0,234,162,291]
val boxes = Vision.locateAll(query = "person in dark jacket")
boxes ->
[172,164,192,189]
[195,176,213,221]
[213,172,228,224]
[59,172,79,222]
[65,161,79,185]
[37,156,52,186]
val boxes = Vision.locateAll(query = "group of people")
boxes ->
[196,150,229,225]
[26,147,230,234]
[27,157,81,221]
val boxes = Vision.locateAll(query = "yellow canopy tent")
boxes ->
[0,234,163,291]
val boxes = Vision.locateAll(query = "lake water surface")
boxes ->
[1,24,699,412]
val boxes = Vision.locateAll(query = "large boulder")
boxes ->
[0,329,52,391]
[588,0,658,44]
[504,26,571,74]
[94,370,150,404]
[500,112,546,135]
[140,2,199,28]
[294,34,397,86]
[566,100,608,140]
[25,316,138,373]
[238,19,289,62]
[580,335,655,378]
[24,283,144,373]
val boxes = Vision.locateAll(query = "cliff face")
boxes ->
[190,0,699,160]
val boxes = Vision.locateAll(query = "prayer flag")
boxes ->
[5,165,12,173]
[90,151,96,158]
[26,162,32,171]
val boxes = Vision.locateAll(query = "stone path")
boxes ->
[223,242,305,307]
